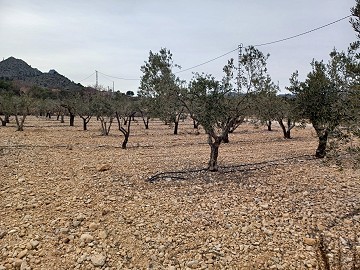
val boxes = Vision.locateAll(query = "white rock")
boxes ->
[30,240,40,248]
[17,249,28,259]
[98,230,108,239]
[186,260,199,268]
[90,254,106,267]
[20,260,29,270]
[89,222,99,231]
[80,233,93,243]
[260,203,269,209]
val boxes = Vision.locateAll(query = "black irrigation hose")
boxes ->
[146,154,316,183]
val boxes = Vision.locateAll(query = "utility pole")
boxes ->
[237,44,243,92]
[95,70,98,89]
[113,81,114,92]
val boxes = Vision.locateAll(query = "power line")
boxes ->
[98,71,139,81]
[93,15,351,81]
[254,15,351,47]
[174,48,238,74]
[79,72,95,82]
[98,72,114,83]
[176,15,351,74]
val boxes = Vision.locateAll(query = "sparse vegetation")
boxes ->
[0,2,359,269]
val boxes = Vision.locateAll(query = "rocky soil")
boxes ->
[0,116,359,270]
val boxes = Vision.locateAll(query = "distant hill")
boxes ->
[0,57,83,92]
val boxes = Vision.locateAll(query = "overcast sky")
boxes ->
[0,0,357,93]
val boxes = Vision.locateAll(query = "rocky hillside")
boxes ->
[0,57,41,79]
[0,57,83,91]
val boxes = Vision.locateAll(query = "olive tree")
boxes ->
[139,48,185,135]
[276,95,300,139]
[351,0,360,38]
[92,93,115,136]
[250,80,279,131]
[0,80,19,126]
[180,46,272,171]
[76,93,95,131]
[113,93,136,149]
[287,51,356,158]
[12,94,33,131]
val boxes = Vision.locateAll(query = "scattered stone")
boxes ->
[30,240,40,248]
[303,237,317,246]
[89,222,99,231]
[80,233,94,243]
[186,260,199,268]
[97,164,111,172]
[260,203,269,209]
[343,219,352,224]
[13,259,23,268]
[0,230,6,239]
[20,260,29,270]
[1,116,359,269]
[17,249,28,259]
[90,254,106,267]
[73,213,86,226]
[77,254,88,264]
[98,230,108,239]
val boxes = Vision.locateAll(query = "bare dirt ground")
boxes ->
[0,116,359,270]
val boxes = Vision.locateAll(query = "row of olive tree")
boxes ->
[1,1,358,169]
[139,46,277,171]
[0,83,138,149]
[137,2,360,170]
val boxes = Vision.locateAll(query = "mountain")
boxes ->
[0,57,83,91]
[0,57,42,79]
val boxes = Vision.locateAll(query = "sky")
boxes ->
[0,0,357,93]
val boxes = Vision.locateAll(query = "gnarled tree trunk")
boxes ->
[140,111,150,129]
[266,120,272,131]
[80,116,91,131]
[315,129,329,158]
[15,114,26,131]
[69,112,75,127]
[278,118,295,139]
[222,133,229,143]
[174,121,179,135]
[116,112,135,149]
[1,116,7,126]
[208,135,222,172]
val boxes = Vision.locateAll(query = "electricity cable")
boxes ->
[254,15,351,47]
[98,71,139,81]
[95,15,351,80]
[175,15,351,74]
[79,72,95,82]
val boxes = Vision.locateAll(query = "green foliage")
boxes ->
[351,0,360,39]
[27,86,58,100]
[238,46,271,93]
[249,79,280,126]
[139,48,184,129]
[289,61,340,130]
[92,93,115,118]
[288,43,360,158]
[0,80,19,95]
[181,46,271,170]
